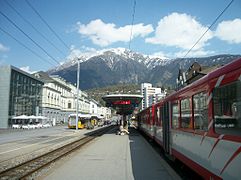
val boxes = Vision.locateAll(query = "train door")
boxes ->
[162,101,170,154]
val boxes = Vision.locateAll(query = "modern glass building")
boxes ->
[0,65,44,128]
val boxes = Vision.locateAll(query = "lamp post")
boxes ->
[76,59,80,130]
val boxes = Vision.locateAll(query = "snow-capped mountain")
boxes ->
[47,48,241,90]
[48,48,170,73]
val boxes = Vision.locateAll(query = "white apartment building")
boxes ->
[90,99,111,120]
[34,72,73,125]
[51,75,93,118]
[100,107,112,120]
[141,83,166,110]
[34,72,111,125]
[52,76,90,115]
[141,83,153,110]
[90,100,98,114]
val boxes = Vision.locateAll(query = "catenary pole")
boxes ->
[76,59,80,130]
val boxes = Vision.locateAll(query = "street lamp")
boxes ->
[76,59,80,130]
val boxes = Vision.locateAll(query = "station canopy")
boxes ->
[102,94,143,115]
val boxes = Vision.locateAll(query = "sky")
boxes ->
[0,0,241,73]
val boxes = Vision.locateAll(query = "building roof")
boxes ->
[33,71,55,83]
[102,94,143,115]
[34,71,72,91]
[200,65,221,74]
[8,65,44,84]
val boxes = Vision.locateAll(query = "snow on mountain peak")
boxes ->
[109,47,127,56]
[50,48,171,73]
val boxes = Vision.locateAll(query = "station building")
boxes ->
[0,65,44,128]
[0,65,112,129]
[33,72,72,125]
[34,72,112,124]
[33,72,92,124]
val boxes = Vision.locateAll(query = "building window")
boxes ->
[181,98,191,128]
[68,102,71,109]
[213,81,241,137]
[172,101,179,128]
[193,92,208,131]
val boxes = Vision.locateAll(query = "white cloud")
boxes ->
[215,19,241,44]
[145,13,213,50]
[174,49,215,58]
[67,45,84,60]
[66,45,99,61]
[20,66,36,74]
[0,43,9,52]
[148,51,169,59]
[76,19,154,47]
[148,49,215,59]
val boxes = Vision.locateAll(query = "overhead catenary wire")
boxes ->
[182,0,234,59]
[4,0,66,58]
[24,0,84,82]
[0,0,82,93]
[21,1,85,104]
[0,1,78,83]
[0,31,96,108]
[128,0,136,51]
[162,0,234,87]
[0,10,61,66]
[0,26,55,66]
[0,26,93,99]
[25,0,70,51]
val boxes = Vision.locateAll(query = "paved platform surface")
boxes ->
[40,127,181,180]
[0,125,92,162]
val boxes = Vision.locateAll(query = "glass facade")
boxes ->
[8,68,43,125]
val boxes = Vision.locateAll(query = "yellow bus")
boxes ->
[68,114,91,129]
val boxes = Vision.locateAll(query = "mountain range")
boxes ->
[48,48,241,90]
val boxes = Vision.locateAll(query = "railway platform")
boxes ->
[40,126,181,180]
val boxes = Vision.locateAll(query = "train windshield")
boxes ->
[213,80,241,136]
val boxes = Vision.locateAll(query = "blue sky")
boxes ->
[0,0,241,73]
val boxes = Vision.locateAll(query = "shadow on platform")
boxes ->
[128,128,174,180]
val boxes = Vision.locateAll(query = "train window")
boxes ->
[213,80,241,136]
[181,98,191,128]
[172,102,179,128]
[156,107,161,126]
[149,108,152,124]
[193,92,208,131]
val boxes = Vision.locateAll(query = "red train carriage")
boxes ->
[137,105,155,139]
[137,57,241,180]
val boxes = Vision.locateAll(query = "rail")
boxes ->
[0,125,114,180]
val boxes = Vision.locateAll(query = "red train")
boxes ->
[137,57,241,179]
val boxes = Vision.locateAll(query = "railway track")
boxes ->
[0,126,114,180]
